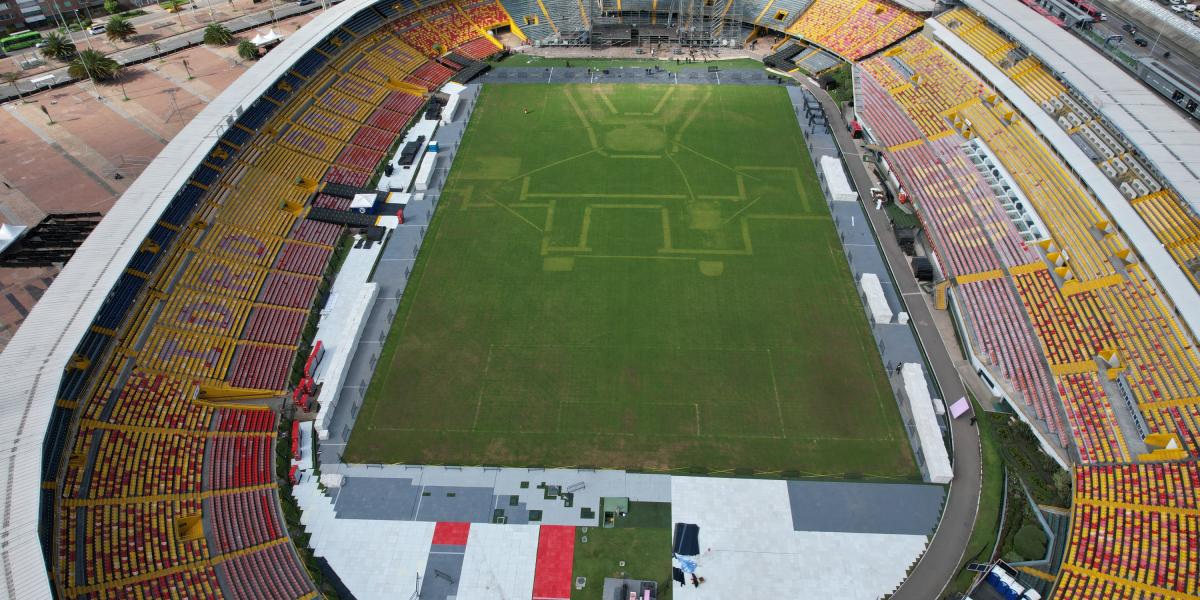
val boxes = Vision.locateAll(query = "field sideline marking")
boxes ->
[661,206,673,250]
[364,195,448,431]
[364,424,907,443]
[524,192,685,199]
[471,344,495,431]
[506,147,600,183]
[719,194,764,228]
[596,88,619,114]
[484,193,544,233]
[576,255,693,261]
[561,87,600,149]
[666,152,697,203]
[674,142,765,182]
[767,349,787,438]
[651,86,677,115]
[672,86,713,142]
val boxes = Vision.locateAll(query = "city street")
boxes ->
[1,0,330,100]
[1086,0,1200,83]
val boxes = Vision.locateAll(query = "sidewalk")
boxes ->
[0,0,327,102]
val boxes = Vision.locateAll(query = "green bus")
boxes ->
[1,31,44,53]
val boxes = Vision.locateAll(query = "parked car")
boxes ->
[1135,37,1149,46]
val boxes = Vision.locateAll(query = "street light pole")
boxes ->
[50,1,69,31]
[71,10,102,100]
[76,10,96,51]
[1147,25,1165,58]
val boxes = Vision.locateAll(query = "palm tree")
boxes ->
[203,23,233,46]
[105,14,136,44]
[68,49,121,82]
[41,31,77,61]
[2,72,24,103]
[237,39,259,61]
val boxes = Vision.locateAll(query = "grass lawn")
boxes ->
[493,54,769,73]
[571,526,673,600]
[345,83,915,477]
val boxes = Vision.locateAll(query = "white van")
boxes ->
[88,23,106,35]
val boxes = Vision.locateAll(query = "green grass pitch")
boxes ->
[344,82,917,478]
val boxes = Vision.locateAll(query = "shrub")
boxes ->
[68,49,121,81]
[1013,523,1047,560]
[237,39,259,61]
[203,23,233,46]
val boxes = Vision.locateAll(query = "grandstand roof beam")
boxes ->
[960,0,1200,210]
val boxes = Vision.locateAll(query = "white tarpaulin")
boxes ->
[350,193,376,211]
[859,273,892,323]
[820,155,856,202]
[901,363,953,484]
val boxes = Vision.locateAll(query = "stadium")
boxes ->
[0,0,1197,596]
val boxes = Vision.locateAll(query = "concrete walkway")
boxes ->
[0,0,323,102]
[792,78,984,600]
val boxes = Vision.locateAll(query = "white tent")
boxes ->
[251,28,283,47]
[0,223,28,255]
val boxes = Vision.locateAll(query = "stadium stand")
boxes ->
[496,0,554,40]
[1057,460,1200,599]
[856,32,1200,467]
[748,0,813,30]
[31,1,513,596]
[938,7,1200,295]
[456,36,505,60]
[787,0,923,60]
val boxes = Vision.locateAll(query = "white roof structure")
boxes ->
[0,0,374,596]
[892,0,937,13]
[962,0,1200,212]
[929,17,1200,344]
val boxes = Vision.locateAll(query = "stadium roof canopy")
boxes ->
[893,0,937,13]
[0,0,371,596]
[964,0,1200,213]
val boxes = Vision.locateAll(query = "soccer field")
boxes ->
[344,82,917,477]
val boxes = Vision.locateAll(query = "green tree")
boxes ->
[41,31,78,61]
[105,14,136,43]
[68,49,121,82]
[104,0,120,14]
[203,23,233,46]
[237,39,259,61]
[1,71,23,103]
